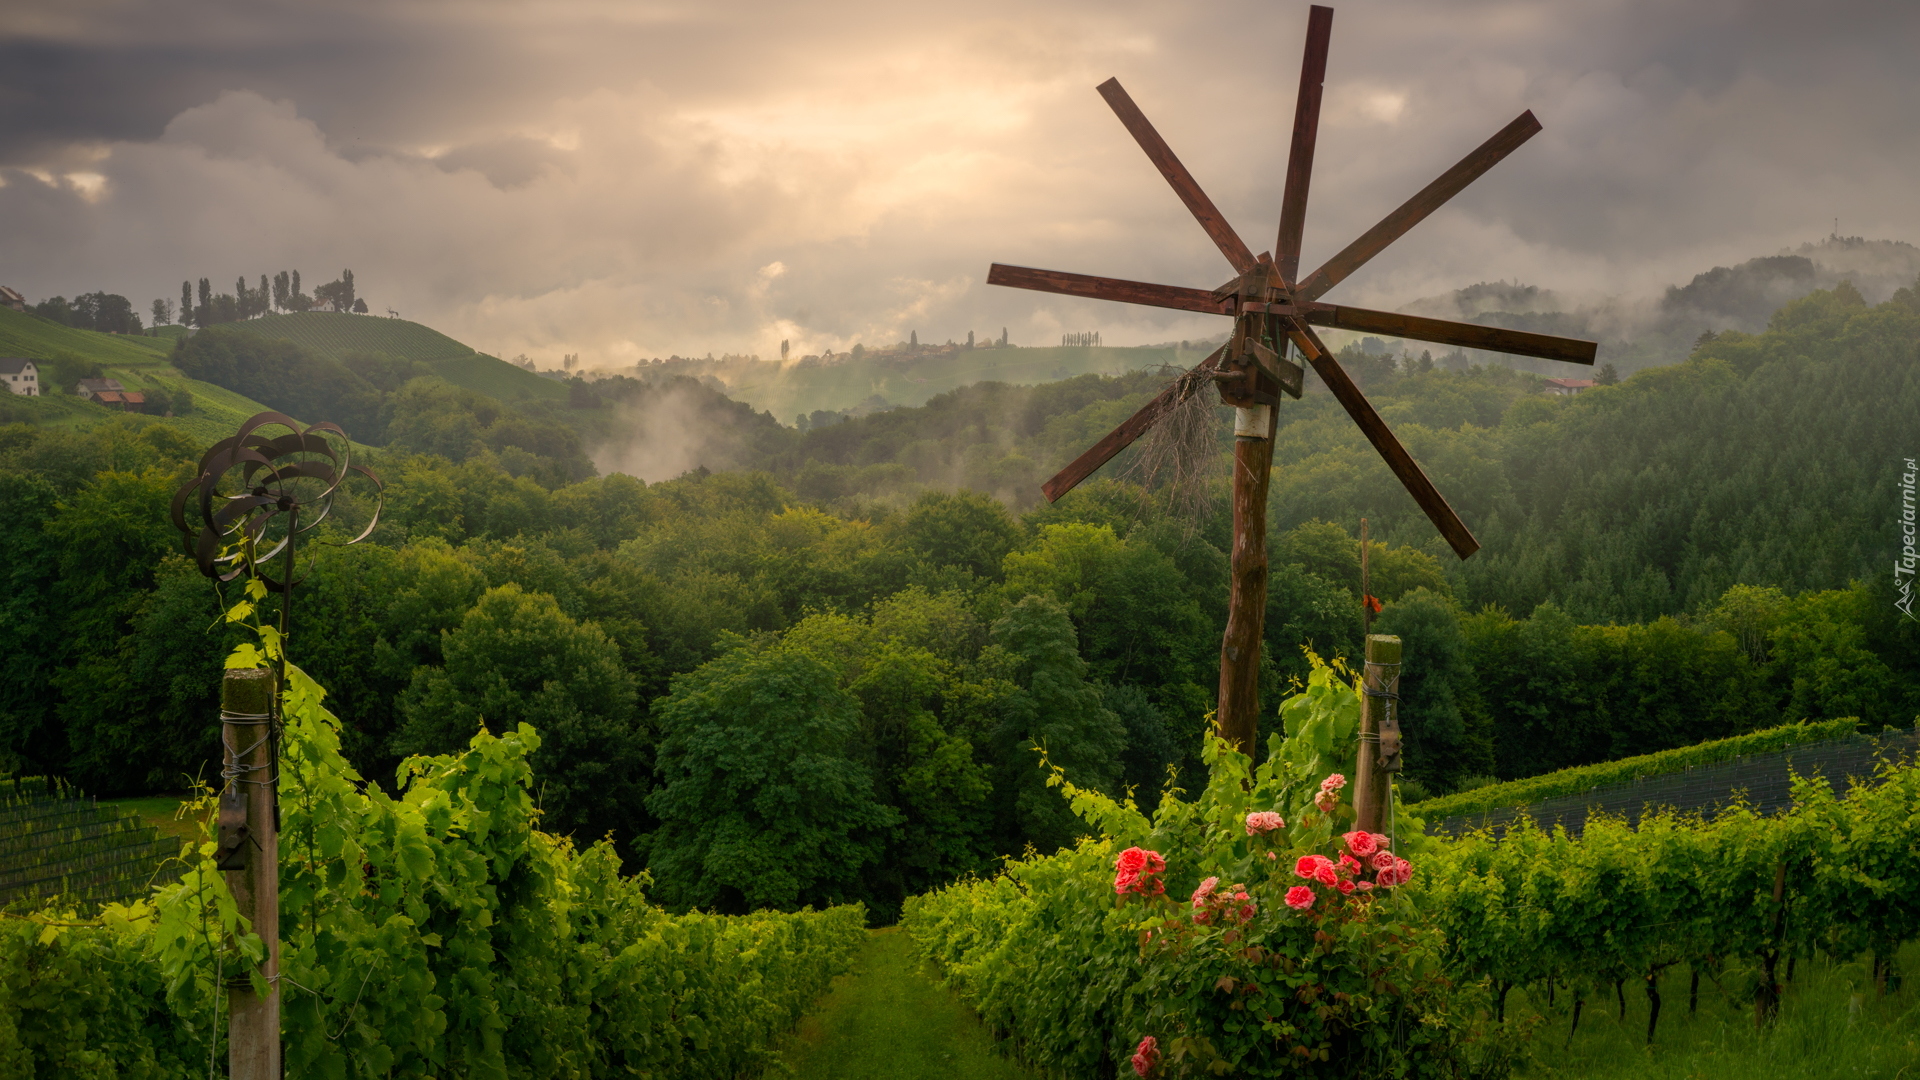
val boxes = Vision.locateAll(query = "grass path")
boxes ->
[775,928,1042,1080]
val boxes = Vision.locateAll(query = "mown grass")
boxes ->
[1509,943,1920,1079]
[97,795,200,845]
[775,928,1042,1080]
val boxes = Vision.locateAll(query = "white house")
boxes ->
[0,358,38,397]
[1543,377,1595,397]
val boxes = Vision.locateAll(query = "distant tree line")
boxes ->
[1062,331,1102,347]
[154,269,366,329]
[29,292,143,334]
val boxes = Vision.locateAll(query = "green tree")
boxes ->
[391,584,647,850]
[1374,588,1491,791]
[988,595,1127,853]
[647,637,897,912]
[896,489,1023,581]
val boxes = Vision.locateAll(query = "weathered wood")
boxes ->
[1282,323,1482,558]
[1295,111,1542,302]
[1300,301,1598,365]
[1353,634,1401,834]
[1275,5,1334,283]
[222,667,280,1080]
[1096,78,1258,274]
[986,263,1230,315]
[1245,338,1304,399]
[1215,405,1275,756]
[1039,347,1225,502]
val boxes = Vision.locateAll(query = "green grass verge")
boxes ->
[1412,717,1862,820]
[429,353,569,401]
[0,307,172,368]
[1510,944,1919,1079]
[776,928,1042,1080]
[96,796,200,846]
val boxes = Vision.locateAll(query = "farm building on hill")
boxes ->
[0,358,38,396]
[0,287,23,312]
[76,377,145,409]
[1543,378,1595,397]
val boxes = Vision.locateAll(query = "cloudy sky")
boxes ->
[3,0,1916,366]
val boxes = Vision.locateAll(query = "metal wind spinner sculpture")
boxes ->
[171,410,384,616]
[988,5,1597,753]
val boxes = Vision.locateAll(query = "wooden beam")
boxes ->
[1283,322,1482,558]
[986,263,1232,315]
[1300,302,1597,365]
[1040,347,1225,502]
[1275,5,1334,283]
[1096,78,1258,274]
[1295,111,1542,302]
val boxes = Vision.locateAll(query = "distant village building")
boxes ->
[1543,378,1595,397]
[0,287,23,312]
[0,358,38,396]
[76,377,145,410]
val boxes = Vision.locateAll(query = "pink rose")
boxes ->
[1132,1035,1160,1077]
[1337,878,1355,895]
[1355,880,1374,892]
[1314,862,1338,887]
[1116,847,1149,875]
[1245,810,1285,835]
[1295,854,1332,880]
[1341,830,1378,857]
[1338,852,1362,875]
[1376,856,1412,888]
[1285,885,1315,910]
[1191,876,1219,907]
[1314,789,1339,813]
[1370,850,1396,872]
[1320,773,1347,793]
[1114,868,1140,894]
[1144,850,1166,875]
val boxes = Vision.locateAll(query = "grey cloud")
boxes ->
[1,0,1915,364]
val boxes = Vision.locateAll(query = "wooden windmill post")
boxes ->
[991,5,1596,772]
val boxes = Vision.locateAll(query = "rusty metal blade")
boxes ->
[1041,347,1226,502]
[1283,322,1481,558]
[1295,111,1542,302]
[1300,302,1597,365]
[1275,5,1334,283]
[986,263,1232,315]
[1096,78,1258,274]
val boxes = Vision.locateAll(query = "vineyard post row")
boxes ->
[221,667,280,1077]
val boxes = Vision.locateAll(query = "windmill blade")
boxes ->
[1282,322,1482,558]
[987,264,1232,316]
[1275,4,1334,283]
[1041,346,1226,502]
[1294,111,1542,302]
[1096,78,1258,274]
[1299,302,1597,365]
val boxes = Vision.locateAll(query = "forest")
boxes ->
[1,279,1915,927]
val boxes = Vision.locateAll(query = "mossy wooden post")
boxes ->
[222,667,279,1078]
[1353,634,1401,834]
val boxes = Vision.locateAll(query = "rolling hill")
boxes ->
[226,312,568,402]
[0,307,282,444]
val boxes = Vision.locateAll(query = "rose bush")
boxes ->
[904,654,1507,1079]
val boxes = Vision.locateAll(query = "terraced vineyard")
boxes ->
[0,776,184,909]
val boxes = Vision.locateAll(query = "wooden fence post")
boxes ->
[221,667,280,1078]
[1353,634,1401,834]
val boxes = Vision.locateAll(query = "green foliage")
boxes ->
[1421,755,1920,1033]
[391,583,648,854]
[171,326,383,435]
[0,590,867,1078]
[647,635,899,913]
[1410,716,1859,819]
[1374,588,1492,789]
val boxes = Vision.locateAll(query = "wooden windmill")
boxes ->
[989,5,1596,760]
